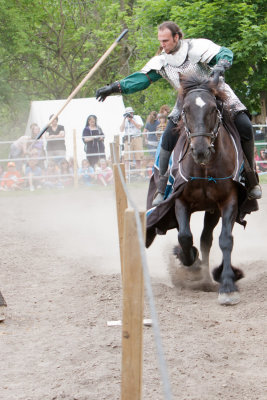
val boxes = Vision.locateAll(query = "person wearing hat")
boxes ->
[82,114,105,168]
[96,21,261,204]
[1,162,23,191]
[120,107,144,177]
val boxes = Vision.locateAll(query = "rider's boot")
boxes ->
[234,111,262,200]
[152,148,172,206]
[241,138,262,200]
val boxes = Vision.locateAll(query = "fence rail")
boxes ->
[0,126,266,191]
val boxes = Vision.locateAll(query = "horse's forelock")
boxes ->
[179,74,226,102]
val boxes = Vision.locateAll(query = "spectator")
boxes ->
[143,111,160,157]
[68,157,74,175]
[156,114,168,141]
[0,164,4,189]
[95,158,113,186]
[25,158,43,191]
[29,123,46,168]
[82,115,105,168]
[145,159,154,180]
[120,107,144,176]
[159,104,170,117]
[78,159,95,186]
[254,147,261,173]
[259,149,267,172]
[1,162,23,191]
[45,115,66,164]
[59,159,73,188]
[9,134,30,171]
[43,160,61,189]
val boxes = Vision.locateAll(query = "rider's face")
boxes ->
[158,28,179,54]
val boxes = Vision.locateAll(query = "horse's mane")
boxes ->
[178,74,227,102]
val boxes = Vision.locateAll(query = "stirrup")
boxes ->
[248,184,262,200]
[152,192,165,206]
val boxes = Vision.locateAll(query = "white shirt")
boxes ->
[124,115,143,136]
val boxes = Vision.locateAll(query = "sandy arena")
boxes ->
[0,183,266,400]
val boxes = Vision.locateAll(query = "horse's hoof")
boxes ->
[218,292,240,306]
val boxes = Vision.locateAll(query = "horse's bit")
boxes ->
[181,88,222,149]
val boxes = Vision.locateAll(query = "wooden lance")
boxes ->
[35,29,128,141]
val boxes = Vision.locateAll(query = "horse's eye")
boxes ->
[183,104,190,113]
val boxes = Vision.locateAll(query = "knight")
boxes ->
[96,21,262,204]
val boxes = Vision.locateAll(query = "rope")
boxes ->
[111,142,173,400]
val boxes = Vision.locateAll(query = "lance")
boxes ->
[35,29,128,142]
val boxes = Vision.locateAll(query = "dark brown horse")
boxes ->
[147,75,247,305]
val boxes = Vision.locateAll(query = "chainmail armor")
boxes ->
[142,39,246,122]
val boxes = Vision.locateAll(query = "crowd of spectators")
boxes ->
[0,114,113,192]
[119,104,169,179]
[1,108,265,191]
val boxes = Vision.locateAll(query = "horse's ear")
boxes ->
[208,78,227,102]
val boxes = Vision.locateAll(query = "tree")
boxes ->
[134,0,267,117]
[0,0,266,140]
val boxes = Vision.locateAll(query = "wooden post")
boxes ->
[121,209,145,400]
[110,142,115,164]
[114,134,120,163]
[113,164,127,274]
[73,129,78,188]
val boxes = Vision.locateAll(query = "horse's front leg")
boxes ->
[175,198,197,266]
[200,209,221,266]
[213,196,243,305]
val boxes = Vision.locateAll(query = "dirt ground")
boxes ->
[0,183,266,400]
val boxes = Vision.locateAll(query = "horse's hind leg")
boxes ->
[175,199,198,266]
[200,209,220,266]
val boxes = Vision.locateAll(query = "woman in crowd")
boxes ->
[82,115,105,168]
[143,110,160,158]
[45,115,66,164]
[29,123,46,168]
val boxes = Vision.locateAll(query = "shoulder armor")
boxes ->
[188,39,221,64]
[141,54,166,74]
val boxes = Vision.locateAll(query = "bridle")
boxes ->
[181,88,222,148]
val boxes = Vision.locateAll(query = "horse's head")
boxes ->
[179,75,224,165]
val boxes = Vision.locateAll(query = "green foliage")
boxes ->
[0,0,266,139]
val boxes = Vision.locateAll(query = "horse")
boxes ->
[146,74,250,305]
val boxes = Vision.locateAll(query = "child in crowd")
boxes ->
[59,159,73,188]
[95,159,113,186]
[25,158,43,191]
[78,159,95,186]
[156,114,168,141]
[1,162,23,190]
[43,160,61,189]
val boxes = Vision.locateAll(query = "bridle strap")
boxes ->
[181,89,222,143]
[189,132,215,138]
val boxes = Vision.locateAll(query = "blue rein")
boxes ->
[189,175,233,183]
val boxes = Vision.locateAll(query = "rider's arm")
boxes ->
[119,70,162,94]
[208,47,233,67]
